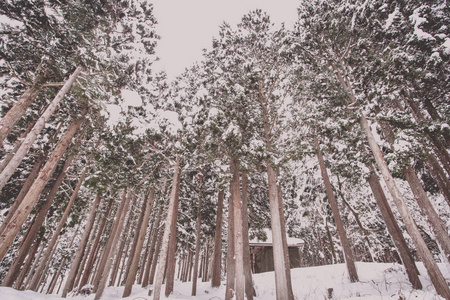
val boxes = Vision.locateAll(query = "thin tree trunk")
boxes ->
[62,193,101,297]
[12,235,42,290]
[149,229,164,286]
[92,191,130,290]
[123,188,155,297]
[28,154,92,291]
[77,197,115,290]
[211,190,224,288]
[109,196,138,287]
[359,114,450,298]
[74,216,99,290]
[325,221,337,264]
[0,108,86,262]
[314,136,359,282]
[94,189,133,300]
[142,204,163,288]
[377,115,450,260]
[0,83,42,145]
[47,226,80,294]
[138,222,153,285]
[241,173,254,300]
[152,155,181,300]
[336,179,374,262]
[0,66,83,191]
[191,175,204,296]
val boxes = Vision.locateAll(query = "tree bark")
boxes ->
[225,181,235,300]
[109,195,138,287]
[164,161,181,297]
[211,190,225,288]
[152,155,181,300]
[366,165,422,289]
[0,107,86,262]
[259,89,293,299]
[12,234,43,290]
[28,155,92,291]
[403,166,450,261]
[0,83,42,145]
[241,173,254,300]
[276,181,295,300]
[0,153,46,236]
[77,197,115,290]
[230,157,245,300]
[314,136,359,282]
[62,193,101,297]
[377,114,450,260]
[142,204,163,288]
[92,191,129,290]
[47,226,80,294]
[191,173,204,296]
[359,114,450,298]
[123,188,155,297]
[0,66,83,191]
[94,190,133,300]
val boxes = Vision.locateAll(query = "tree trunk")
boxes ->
[149,229,164,286]
[0,153,46,236]
[62,193,101,297]
[0,83,42,145]
[94,190,133,300]
[142,204,163,288]
[109,196,139,287]
[47,226,79,294]
[164,162,181,298]
[28,153,92,291]
[314,136,359,282]
[425,153,450,206]
[377,115,450,260]
[0,66,83,191]
[225,181,235,300]
[359,114,450,298]
[138,219,153,285]
[123,188,155,297]
[92,191,130,290]
[77,197,115,290]
[259,89,293,299]
[152,155,181,300]
[12,235,43,290]
[191,173,204,296]
[211,190,225,288]
[403,166,450,261]
[276,181,295,300]
[325,221,337,264]
[241,173,254,300]
[0,107,86,261]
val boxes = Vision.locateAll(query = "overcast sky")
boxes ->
[151,0,300,79]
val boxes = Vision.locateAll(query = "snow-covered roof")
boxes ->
[249,229,304,247]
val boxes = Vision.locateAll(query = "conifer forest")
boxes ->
[0,1,449,299]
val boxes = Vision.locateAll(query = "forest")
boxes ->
[0,0,449,299]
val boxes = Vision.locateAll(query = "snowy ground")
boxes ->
[1,262,449,300]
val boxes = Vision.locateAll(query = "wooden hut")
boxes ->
[249,230,304,274]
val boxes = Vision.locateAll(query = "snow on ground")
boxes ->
[1,262,448,300]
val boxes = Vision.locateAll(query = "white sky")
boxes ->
[151,0,300,79]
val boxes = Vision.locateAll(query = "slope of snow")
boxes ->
[1,262,448,300]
